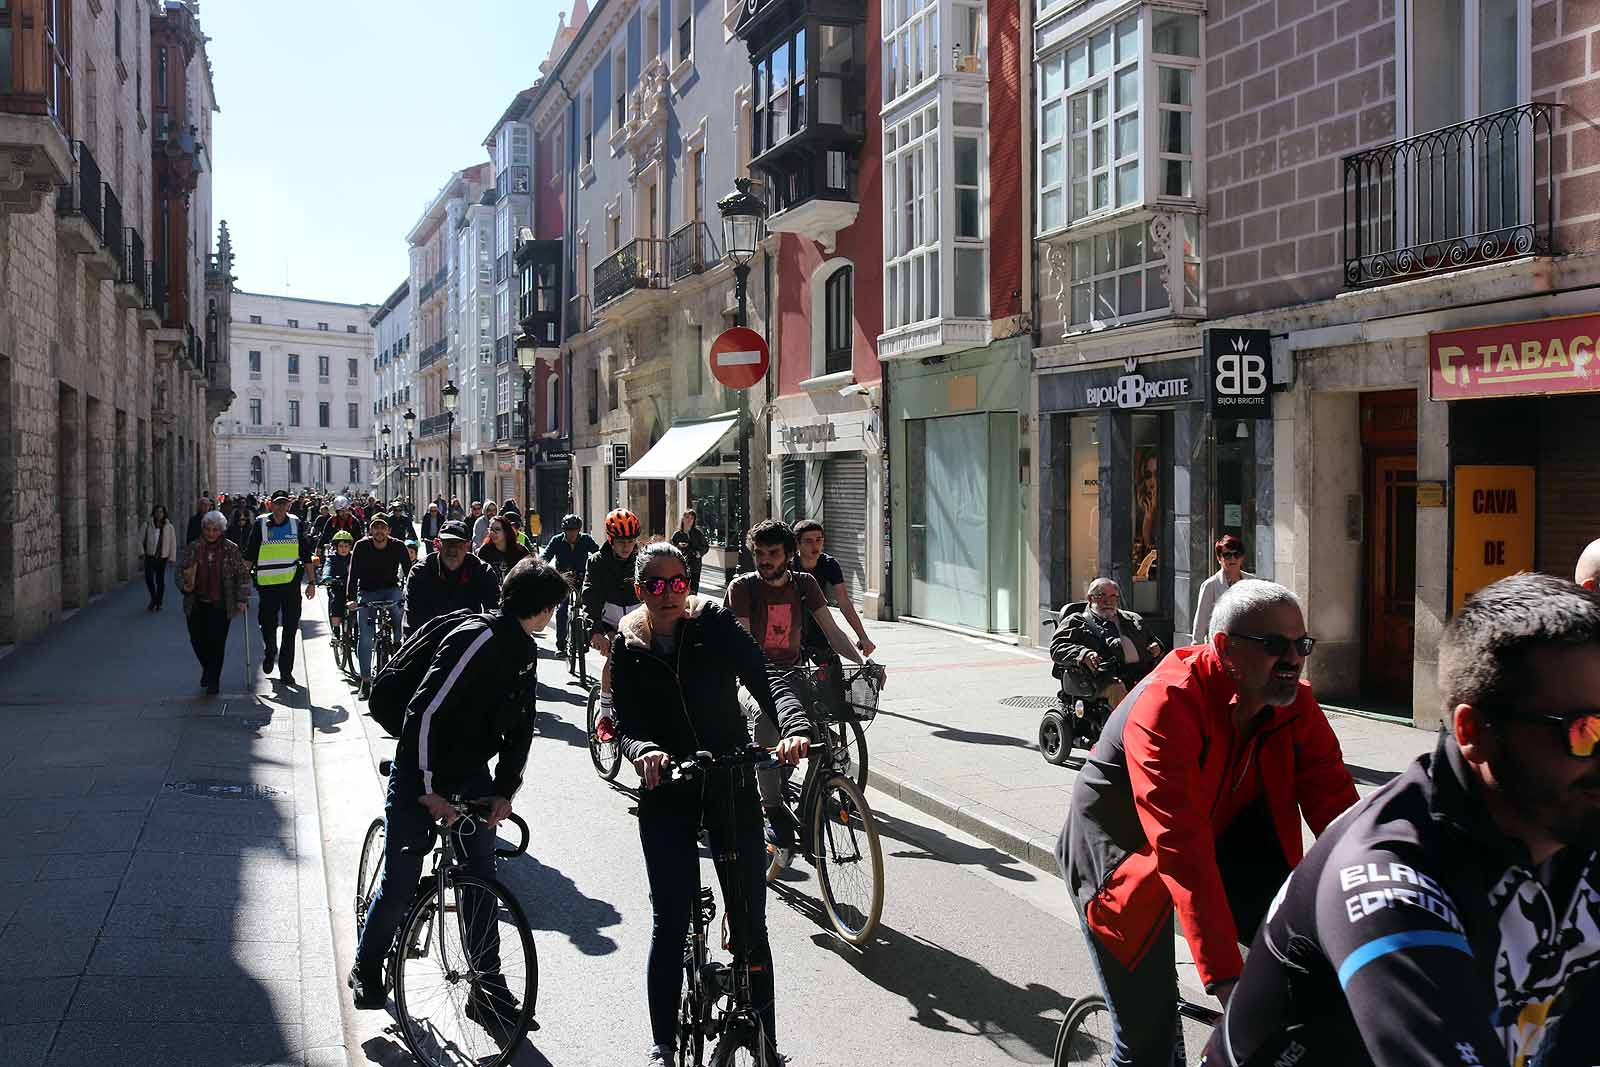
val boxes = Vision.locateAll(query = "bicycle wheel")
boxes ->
[825,718,869,792]
[354,817,386,941]
[393,873,538,1067]
[811,774,884,946]
[1055,994,1113,1067]
[331,618,347,672]
[586,685,622,781]
[708,1022,769,1067]
[676,963,706,1067]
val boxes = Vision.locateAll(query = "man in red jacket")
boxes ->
[1055,578,1358,1067]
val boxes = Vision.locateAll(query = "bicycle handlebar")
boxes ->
[668,746,781,782]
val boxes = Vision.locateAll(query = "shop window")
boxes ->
[688,474,738,547]
[1130,413,1164,615]
[1214,419,1257,571]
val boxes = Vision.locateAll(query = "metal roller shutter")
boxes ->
[822,454,868,608]
[781,460,807,525]
[1536,396,1600,578]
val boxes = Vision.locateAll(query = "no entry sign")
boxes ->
[709,327,769,390]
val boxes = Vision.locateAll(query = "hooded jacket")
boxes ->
[581,542,640,633]
[612,596,808,814]
[403,551,502,636]
[1056,643,1358,990]
[392,611,538,800]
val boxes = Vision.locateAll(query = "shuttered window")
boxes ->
[823,454,868,607]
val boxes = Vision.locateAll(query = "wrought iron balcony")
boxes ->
[417,338,448,370]
[56,140,104,244]
[593,237,670,309]
[419,412,453,439]
[102,185,124,264]
[121,229,149,297]
[668,221,719,283]
[1343,103,1559,287]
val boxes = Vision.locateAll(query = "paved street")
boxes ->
[0,582,1441,1065]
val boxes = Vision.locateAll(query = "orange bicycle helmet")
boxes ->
[605,508,641,540]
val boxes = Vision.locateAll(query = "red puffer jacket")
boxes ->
[1055,644,1358,989]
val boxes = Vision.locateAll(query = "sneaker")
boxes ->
[358,678,371,701]
[280,668,295,686]
[646,1046,670,1065]
[464,975,523,1037]
[595,715,617,743]
[347,964,385,1010]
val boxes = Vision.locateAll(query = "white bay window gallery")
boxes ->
[1035,3,1204,333]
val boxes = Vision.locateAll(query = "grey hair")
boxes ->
[201,510,228,531]
[1087,577,1120,599]
[634,541,688,584]
[1209,578,1303,637]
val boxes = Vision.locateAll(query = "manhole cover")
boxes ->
[1000,695,1059,709]
[163,779,285,801]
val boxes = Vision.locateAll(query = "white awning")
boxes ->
[618,415,739,481]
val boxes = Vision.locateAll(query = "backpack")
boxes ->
[366,608,490,737]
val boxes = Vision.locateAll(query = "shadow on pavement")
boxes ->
[360,1029,557,1067]
[875,707,1034,749]
[535,681,586,707]
[496,852,623,958]
[873,809,1038,883]
[1346,763,1399,787]
[812,919,1064,1059]
[533,709,589,752]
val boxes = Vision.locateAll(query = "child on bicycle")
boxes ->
[321,529,355,633]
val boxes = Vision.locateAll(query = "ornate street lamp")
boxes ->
[402,407,417,514]
[441,381,459,507]
[380,424,392,502]
[516,331,539,519]
[319,442,328,494]
[716,177,768,570]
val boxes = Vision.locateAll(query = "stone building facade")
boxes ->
[0,0,225,644]
[214,292,377,496]
[370,281,414,506]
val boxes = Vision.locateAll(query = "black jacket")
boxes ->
[404,552,502,636]
[1207,731,1600,1067]
[542,532,600,582]
[671,526,710,560]
[612,597,808,813]
[392,612,538,801]
[581,543,640,633]
[1050,607,1161,690]
[420,511,443,539]
[386,512,417,542]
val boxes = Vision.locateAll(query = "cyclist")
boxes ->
[242,489,316,686]
[793,518,876,657]
[322,529,355,641]
[1203,572,1600,1067]
[542,514,599,656]
[402,538,419,567]
[582,508,642,738]
[727,519,869,856]
[1056,578,1357,1067]
[404,520,501,637]
[349,557,570,1021]
[318,495,365,554]
[348,513,411,701]
[612,542,809,1066]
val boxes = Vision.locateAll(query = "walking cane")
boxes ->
[243,591,253,693]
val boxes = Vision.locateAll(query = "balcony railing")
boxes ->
[594,237,670,309]
[668,221,719,283]
[1343,103,1558,287]
[566,293,590,337]
[417,338,448,370]
[419,413,453,439]
[123,228,148,296]
[102,184,124,264]
[56,140,104,239]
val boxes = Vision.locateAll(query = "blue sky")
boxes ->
[206,1,563,307]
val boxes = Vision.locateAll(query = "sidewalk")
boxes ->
[855,617,1435,874]
[0,582,345,1067]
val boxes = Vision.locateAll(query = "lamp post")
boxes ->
[403,407,417,515]
[441,380,459,510]
[380,424,392,502]
[716,176,767,570]
[319,442,328,496]
[516,330,538,525]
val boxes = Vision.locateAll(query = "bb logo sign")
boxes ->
[1205,329,1273,418]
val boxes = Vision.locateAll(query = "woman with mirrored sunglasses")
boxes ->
[609,542,810,1065]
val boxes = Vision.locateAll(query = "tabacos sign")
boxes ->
[1085,358,1193,409]
[1429,313,1600,400]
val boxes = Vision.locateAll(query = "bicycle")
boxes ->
[1054,992,1220,1066]
[567,596,591,686]
[670,747,785,1067]
[761,700,885,947]
[803,655,883,794]
[359,595,400,675]
[586,682,623,782]
[320,579,357,674]
[355,764,538,1067]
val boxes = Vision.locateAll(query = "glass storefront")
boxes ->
[906,412,1020,633]
[1213,418,1258,570]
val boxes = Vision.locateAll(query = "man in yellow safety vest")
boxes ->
[243,490,316,686]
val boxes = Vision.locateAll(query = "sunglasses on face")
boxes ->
[1219,551,1243,560]
[1493,709,1600,759]
[641,575,689,596]
[1231,633,1317,657]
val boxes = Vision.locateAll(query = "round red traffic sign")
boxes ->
[709,327,770,390]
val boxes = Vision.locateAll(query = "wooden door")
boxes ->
[1363,453,1418,702]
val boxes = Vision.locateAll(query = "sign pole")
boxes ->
[734,262,751,573]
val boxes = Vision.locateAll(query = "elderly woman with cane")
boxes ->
[177,510,252,695]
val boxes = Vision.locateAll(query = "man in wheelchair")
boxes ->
[1050,578,1164,713]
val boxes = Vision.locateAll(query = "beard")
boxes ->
[1493,741,1600,851]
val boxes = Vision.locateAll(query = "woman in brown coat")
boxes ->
[177,510,252,694]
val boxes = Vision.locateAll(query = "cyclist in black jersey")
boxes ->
[1204,572,1600,1067]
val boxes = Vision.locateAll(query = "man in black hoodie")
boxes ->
[350,556,569,1021]
[403,520,501,636]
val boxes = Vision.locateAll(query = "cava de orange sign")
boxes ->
[1430,313,1600,400]
[1452,466,1536,612]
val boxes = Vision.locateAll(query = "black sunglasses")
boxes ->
[1231,633,1317,657]
[641,575,689,596]
[1219,551,1243,560]
[1488,709,1600,759]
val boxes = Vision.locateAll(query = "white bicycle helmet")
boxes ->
[333,495,350,510]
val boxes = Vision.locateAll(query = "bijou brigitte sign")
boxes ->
[1429,313,1600,400]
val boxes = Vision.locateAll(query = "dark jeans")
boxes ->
[686,556,703,594]
[555,595,571,650]
[257,583,303,672]
[186,601,231,685]
[355,767,499,979]
[144,556,168,607]
[639,788,777,1053]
